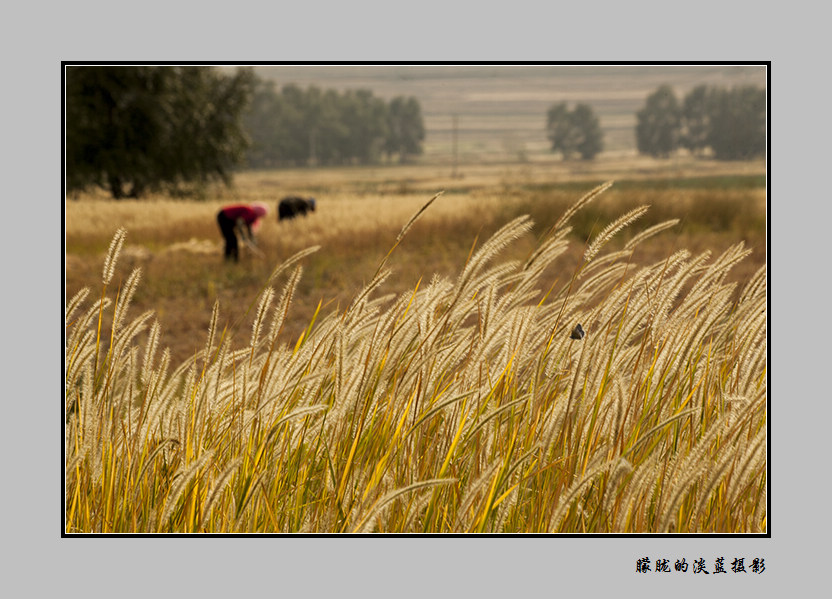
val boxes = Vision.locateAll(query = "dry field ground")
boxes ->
[65,157,766,367]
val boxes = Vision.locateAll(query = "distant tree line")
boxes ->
[636,84,766,160]
[243,80,425,168]
[66,66,764,200]
[544,83,765,162]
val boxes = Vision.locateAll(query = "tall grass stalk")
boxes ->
[65,184,766,533]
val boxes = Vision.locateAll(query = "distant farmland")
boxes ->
[246,64,767,160]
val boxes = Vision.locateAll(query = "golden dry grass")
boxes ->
[65,174,767,533]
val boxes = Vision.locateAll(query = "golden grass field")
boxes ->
[64,156,767,533]
[66,157,766,367]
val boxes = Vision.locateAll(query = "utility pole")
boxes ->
[451,114,459,178]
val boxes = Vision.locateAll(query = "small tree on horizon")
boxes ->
[681,84,712,156]
[546,102,603,160]
[636,84,682,158]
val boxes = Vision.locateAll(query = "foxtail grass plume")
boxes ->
[584,205,649,263]
[102,227,127,285]
[552,180,614,233]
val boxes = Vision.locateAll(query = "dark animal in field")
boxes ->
[278,196,316,221]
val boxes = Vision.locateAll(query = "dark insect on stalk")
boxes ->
[570,323,585,340]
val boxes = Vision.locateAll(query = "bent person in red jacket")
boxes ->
[216,202,268,262]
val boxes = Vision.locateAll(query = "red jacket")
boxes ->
[220,204,261,225]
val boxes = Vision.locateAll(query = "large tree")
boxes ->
[635,85,682,158]
[546,102,603,160]
[66,66,255,198]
